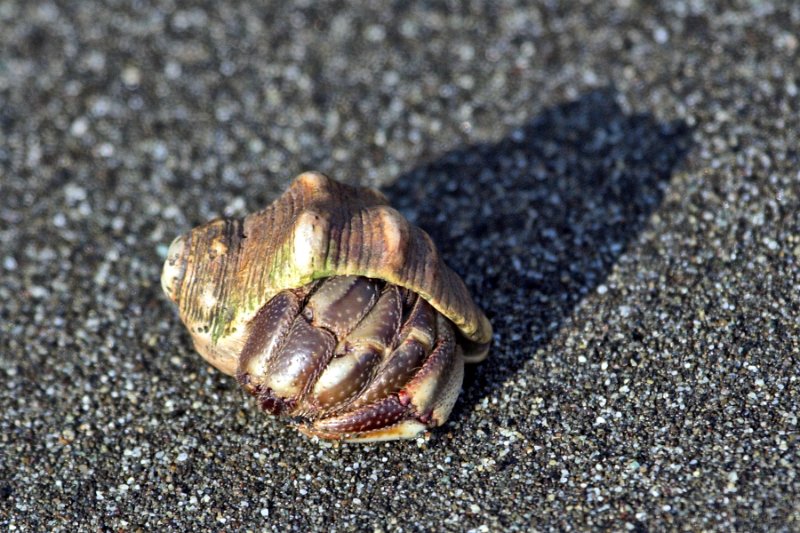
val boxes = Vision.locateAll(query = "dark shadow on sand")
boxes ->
[385,89,692,424]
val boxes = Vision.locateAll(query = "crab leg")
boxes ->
[234,275,467,441]
[306,285,402,411]
[398,314,459,424]
[306,303,463,441]
[348,295,436,410]
[245,276,382,414]
[236,291,300,394]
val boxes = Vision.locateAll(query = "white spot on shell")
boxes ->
[160,235,186,299]
[291,211,327,275]
[201,289,218,309]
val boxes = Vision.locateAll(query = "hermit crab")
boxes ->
[161,172,491,442]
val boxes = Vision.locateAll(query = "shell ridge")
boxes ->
[356,207,370,278]
[211,220,234,341]
[338,203,351,276]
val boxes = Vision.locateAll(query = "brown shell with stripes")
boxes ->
[161,172,491,441]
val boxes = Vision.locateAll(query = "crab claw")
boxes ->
[233,276,467,442]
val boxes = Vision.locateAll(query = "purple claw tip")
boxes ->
[397,391,411,407]
[417,410,434,425]
[259,390,295,416]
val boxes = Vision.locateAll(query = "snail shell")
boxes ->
[161,172,491,441]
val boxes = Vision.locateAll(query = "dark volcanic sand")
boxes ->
[1,1,798,531]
